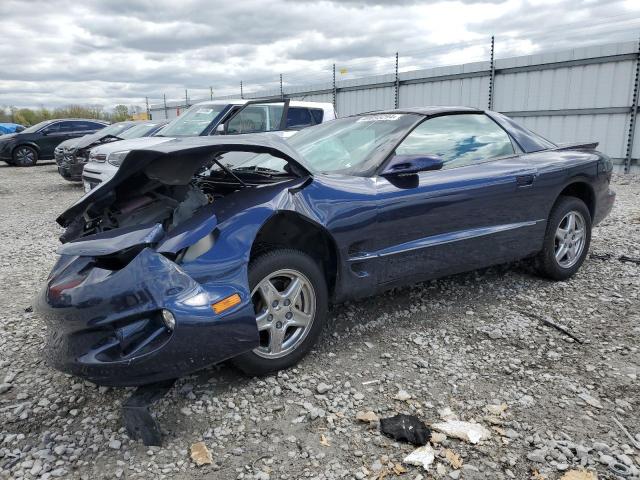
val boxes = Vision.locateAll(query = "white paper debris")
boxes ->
[430,420,491,444]
[403,444,435,470]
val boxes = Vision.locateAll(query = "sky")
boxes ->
[1,0,639,110]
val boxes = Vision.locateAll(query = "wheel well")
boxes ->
[558,182,595,219]
[251,212,338,296]
[12,143,39,156]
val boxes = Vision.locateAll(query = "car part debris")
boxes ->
[612,417,640,449]
[516,308,583,344]
[619,255,640,265]
[190,441,213,466]
[608,461,631,477]
[380,414,431,445]
[122,379,175,446]
[589,252,613,261]
[430,420,491,444]
[403,444,435,470]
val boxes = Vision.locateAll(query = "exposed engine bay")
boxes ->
[60,154,296,244]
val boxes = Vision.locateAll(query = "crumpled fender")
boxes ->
[57,223,165,256]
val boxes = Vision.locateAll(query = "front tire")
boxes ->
[12,145,38,166]
[232,249,328,376]
[535,196,591,281]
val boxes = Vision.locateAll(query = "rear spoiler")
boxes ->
[553,141,599,151]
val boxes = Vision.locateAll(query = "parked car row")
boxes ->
[0,99,337,196]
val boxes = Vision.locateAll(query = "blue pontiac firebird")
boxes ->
[37,107,616,386]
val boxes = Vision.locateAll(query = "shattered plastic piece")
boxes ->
[122,380,175,446]
[559,469,598,480]
[190,442,213,466]
[393,389,412,401]
[444,449,463,469]
[403,444,435,470]
[356,411,380,425]
[430,420,491,444]
[380,414,431,446]
[319,434,330,447]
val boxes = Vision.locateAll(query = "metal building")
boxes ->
[150,40,640,171]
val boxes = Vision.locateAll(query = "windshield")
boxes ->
[99,122,133,137]
[160,104,227,137]
[223,114,419,175]
[119,123,158,139]
[21,120,54,134]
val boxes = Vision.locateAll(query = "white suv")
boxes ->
[81,99,336,192]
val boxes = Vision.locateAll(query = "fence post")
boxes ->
[332,64,337,113]
[488,35,495,110]
[280,74,284,99]
[163,94,167,119]
[394,52,399,109]
[625,36,640,174]
[145,97,150,120]
[240,81,244,99]
[210,87,213,101]
[185,89,189,108]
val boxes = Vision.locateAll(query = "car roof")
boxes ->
[193,99,334,109]
[358,106,482,116]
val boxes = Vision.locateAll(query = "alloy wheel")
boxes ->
[554,210,586,268]
[15,147,35,166]
[251,268,316,359]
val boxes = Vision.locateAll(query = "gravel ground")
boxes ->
[0,163,639,480]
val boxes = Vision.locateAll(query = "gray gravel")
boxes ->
[1,163,639,479]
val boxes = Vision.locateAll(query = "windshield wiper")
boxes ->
[233,166,284,175]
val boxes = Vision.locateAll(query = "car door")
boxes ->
[374,113,542,285]
[38,122,67,157]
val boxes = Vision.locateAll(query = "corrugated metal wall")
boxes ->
[150,40,640,167]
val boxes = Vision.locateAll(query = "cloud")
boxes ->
[0,0,638,109]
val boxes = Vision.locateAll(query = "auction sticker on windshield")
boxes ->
[195,109,214,115]
[356,114,404,122]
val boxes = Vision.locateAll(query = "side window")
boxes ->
[58,121,78,132]
[310,109,324,125]
[226,106,269,134]
[78,121,104,131]
[395,114,515,169]
[42,122,60,134]
[286,108,313,129]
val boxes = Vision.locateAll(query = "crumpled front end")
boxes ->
[37,246,258,386]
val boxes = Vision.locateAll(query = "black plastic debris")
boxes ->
[122,379,175,446]
[619,255,640,265]
[380,414,431,446]
[24,305,33,313]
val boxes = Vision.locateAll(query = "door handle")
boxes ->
[516,174,535,187]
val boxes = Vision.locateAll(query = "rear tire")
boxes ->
[232,249,328,376]
[535,196,591,281]
[12,145,38,166]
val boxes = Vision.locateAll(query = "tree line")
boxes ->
[0,104,144,126]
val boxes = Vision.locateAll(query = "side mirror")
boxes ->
[381,154,444,176]
[216,123,225,134]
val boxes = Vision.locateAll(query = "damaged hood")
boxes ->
[89,136,172,157]
[56,134,310,227]
[61,130,121,151]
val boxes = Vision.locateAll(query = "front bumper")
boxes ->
[36,248,258,386]
[55,151,85,181]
